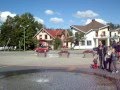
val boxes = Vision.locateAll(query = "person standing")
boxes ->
[97,41,106,69]
[105,46,112,71]
[116,42,120,61]
[111,48,119,73]
[112,40,117,51]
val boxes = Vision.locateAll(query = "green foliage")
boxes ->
[107,23,120,29]
[75,32,84,41]
[0,12,43,50]
[54,37,62,50]
[67,29,73,36]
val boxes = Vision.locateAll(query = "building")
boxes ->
[34,28,71,49]
[70,19,111,49]
[109,28,120,42]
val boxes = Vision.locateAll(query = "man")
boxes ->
[97,41,107,69]
[112,40,117,51]
[116,42,120,61]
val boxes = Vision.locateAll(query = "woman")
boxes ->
[105,46,112,71]
[97,41,107,69]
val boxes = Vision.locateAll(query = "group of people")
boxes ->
[92,40,119,74]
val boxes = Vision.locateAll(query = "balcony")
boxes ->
[110,35,120,39]
[93,34,109,39]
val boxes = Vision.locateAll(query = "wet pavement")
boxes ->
[0,70,117,90]
[0,51,120,90]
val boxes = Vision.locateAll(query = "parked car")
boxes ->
[0,46,16,51]
[34,46,49,53]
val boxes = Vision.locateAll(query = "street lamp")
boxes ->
[20,25,29,51]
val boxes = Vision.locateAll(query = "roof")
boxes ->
[109,29,117,32]
[34,28,66,39]
[109,28,120,32]
[46,29,64,38]
[71,19,107,33]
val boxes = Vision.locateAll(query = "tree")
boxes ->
[75,32,84,41]
[67,29,73,36]
[0,13,43,50]
[19,13,43,50]
[0,16,14,47]
[107,23,120,29]
[54,37,62,50]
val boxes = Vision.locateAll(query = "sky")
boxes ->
[0,0,120,29]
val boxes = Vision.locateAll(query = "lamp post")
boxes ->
[23,27,25,51]
[0,14,1,34]
[20,25,29,51]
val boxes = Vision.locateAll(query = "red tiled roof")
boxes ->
[45,29,64,38]
[71,19,107,33]
[34,28,67,39]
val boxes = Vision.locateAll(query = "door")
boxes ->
[101,40,106,45]
[98,39,106,46]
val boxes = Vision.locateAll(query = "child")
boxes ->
[91,56,99,69]
[111,48,119,73]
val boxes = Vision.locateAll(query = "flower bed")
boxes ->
[36,50,47,57]
[83,50,96,58]
[58,47,70,57]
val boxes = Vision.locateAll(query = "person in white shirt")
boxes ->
[105,46,112,72]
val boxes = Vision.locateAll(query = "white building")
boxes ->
[109,28,120,42]
[70,19,117,49]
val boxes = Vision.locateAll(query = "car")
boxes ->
[34,46,49,53]
[0,46,16,51]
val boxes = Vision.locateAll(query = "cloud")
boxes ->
[50,17,64,24]
[85,18,107,25]
[75,10,98,18]
[34,17,44,24]
[69,20,75,23]
[56,12,61,15]
[0,11,16,22]
[45,10,54,15]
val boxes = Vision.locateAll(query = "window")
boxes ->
[81,40,85,46]
[74,39,79,46]
[42,30,45,33]
[96,31,98,37]
[110,32,111,37]
[39,35,42,39]
[45,35,47,39]
[103,31,105,36]
[87,40,91,46]
[114,33,117,38]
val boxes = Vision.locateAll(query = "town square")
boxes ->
[0,0,120,90]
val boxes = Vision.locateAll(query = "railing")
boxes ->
[93,35,109,38]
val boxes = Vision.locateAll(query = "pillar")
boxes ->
[107,38,110,46]
[96,39,98,47]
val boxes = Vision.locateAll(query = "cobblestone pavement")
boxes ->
[0,66,120,90]
[0,70,116,90]
[0,50,94,67]
[0,51,120,90]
